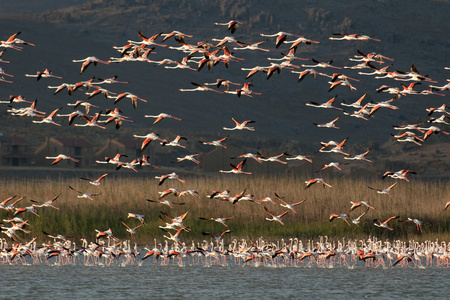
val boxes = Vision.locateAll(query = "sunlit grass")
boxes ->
[0,174,448,245]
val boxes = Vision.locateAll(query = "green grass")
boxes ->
[1,175,449,246]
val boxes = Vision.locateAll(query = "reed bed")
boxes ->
[1,174,449,246]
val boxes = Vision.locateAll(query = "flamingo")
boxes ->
[121,219,142,238]
[260,32,302,48]
[199,135,228,148]
[349,49,391,64]
[344,149,372,162]
[45,154,79,165]
[382,169,416,182]
[25,68,62,81]
[214,20,253,34]
[283,153,313,163]
[32,195,60,210]
[147,198,185,209]
[328,80,357,92]
[199,217,234,227]
[95,75,129,84]
[175,154,201,165]
[329,33,380,41]
[161,31,193,42]
[144,113,182,125]
[264,207,289,225]
[350,201,375,211]
[373,216,399,230]
[211,36,246,48]
[72,56,110,74]
[32,107,62,126]
[319,162,347,171]
[368,182,397,196]
[258,152,287,164]
[155,172,185,186]
[304,178,332,189]
[127,213,145,224]
[302,58,342,69]
[202,230,232,244]
[223,118,255,131]
[127,31,166,48]
[399,218,423,232]
[329,213,351,226]
[160,135,187,148]
[74,111,106,129]
[114,92,148,109]
[233,40,270,52]
[284,36,320,48]
[133,132,161,152]
[80,173,109,187]
[219,159,252,175]
[241,66,268,79]
[67,100,99,114]
[230,153,263,164]
[291,68,327,82]
[157,188,181,199]
[313,116,341,129]
[274,193,306,214]
[305,95,343,110]
[179,82,224,93]
[351,209,369,226]
[235,82,262,97]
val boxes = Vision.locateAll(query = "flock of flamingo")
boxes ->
[0,20,449,267]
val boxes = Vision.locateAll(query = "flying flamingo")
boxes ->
[74,111,106,129]
[264,206,289,225]
[219,159,252,175]
[199,135,228,148]
[233,40,270,52]
[121,219,142,238]
[329,213,351,226]
[305,95,343,110]
[25,68,62,81]
[161,31,193,42]
[32,107,62,126]
[155,172,185,186]
[72,56,110,74]
[214,20,253,34]
[329,33,380,41]
[133,132,161,151]
[260,31,302,48]
[373,216,399,230]
[80,173,109,187]
[128,31,167,48]
[67,100,99,114]
[223,118,255,131]
[179,82,224,93]
[147,198,185,209]
[399,218,423,232]
[175,154,201,165]
[304,178,332,189]
[367,182,397,196]
[302,58,342,69]
[350,201,375,211]
[202,230,232,244]
[160,135,187,148]
[199,217,234,227]
[313,116,341,129]
[274,193,306,214]
[45,154,79,165]
[114,92,148,109]
[31,195,60,210]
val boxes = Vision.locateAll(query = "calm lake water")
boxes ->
[1,262,448,299]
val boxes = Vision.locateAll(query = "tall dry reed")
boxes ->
[0,174,448,245]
